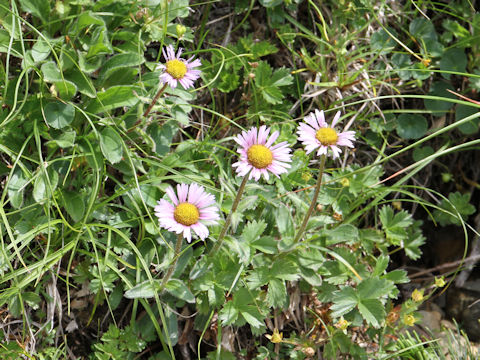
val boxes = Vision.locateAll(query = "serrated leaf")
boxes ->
[240,306,264,328]
[250,236,277,254]
[383,269,409,284]
[357,277,394,300]
[99,127,123,164]
[373,255,389,276]
[254,62,293,104]
[331,286,358,317]
[358,298,385,327]
[219,301,239,325]
[266,278,287,308]
[242,220,267,243]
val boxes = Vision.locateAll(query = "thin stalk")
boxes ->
[294,154,327,243]
[129,83,168,132]
[212,174,249,252]
[160,233,183,290]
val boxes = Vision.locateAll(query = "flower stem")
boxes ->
[161,233,183,290]
[293,154,327,243]
[128,83,168,132]
[212,174,249,252]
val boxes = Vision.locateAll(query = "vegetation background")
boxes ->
[0,0,479,359]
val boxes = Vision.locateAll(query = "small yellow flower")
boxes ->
[265,328,283,343]
[403,314,416,327]
[176,24,186,38]
[340,177,350,187]
[335,317,350,332]
[435,276,446,288]
[411,289,424,302]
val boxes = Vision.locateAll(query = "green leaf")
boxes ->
[275,204,294,237]
[98,53,144,83]
[412,146,434,162]
[370,28,397,54]
[266,278,287,308]
[49,130,76,148]
[456,104,480,135]
[254,62,293,104]
[41,61,62,82]
[219,301,239,325]
[357,298,385,328]
[440,48,467,79]
[7,169,28,209]
[379,206,413,244]
[372,255,389,276]
[424,81,455,117]
[433,191,476,226]
[32,39,51,62]
[54,80,77,100]
[33,170,58,204]
[409,18,437,41]
[86,26,113,57]
[165,279,195,303]
[19,0,49,22]
[259,0,283,7]
[99,127,124,164]
[44,102,75,129]
[66,68,96,98]
[242,220,267,243]
[250,236,277,254]
[331,286,358,317]
[324,224,359,245]
[383,269,409,284]
[239,306,265,329]
[396,114,428,139]
[124,280,156,299]
[86,85,140,114]
[147,122,177,156]
[62,190,85,222]
[357,277,394,300]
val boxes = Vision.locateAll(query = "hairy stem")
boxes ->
[212,174,249,252]
[294,154,327,243]
[161,233,183,290]
[129,83,168,132]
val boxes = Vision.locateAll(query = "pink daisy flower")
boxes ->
[232,126,292,181]
[154,183,219,243]
[156,45,201,89]
[297,110,356,158]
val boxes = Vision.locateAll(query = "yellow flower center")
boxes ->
[174,202,199,226]
[247,144,273,169]
[166,59,187,79]
[315,127,338,146]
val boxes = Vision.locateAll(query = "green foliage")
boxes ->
[1,0,478,359]
[433,191,476,226]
